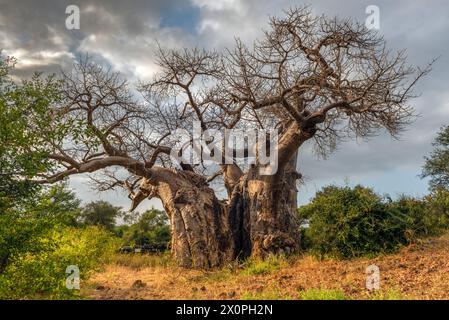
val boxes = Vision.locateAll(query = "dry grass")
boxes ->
[104,252,173,270]
[83,233,449,300]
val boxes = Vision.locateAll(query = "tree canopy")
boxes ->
[79,200,123,230]
[422,125,449,190]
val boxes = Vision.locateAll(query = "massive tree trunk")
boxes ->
[223,123,307,259]
[135,123,309,268]
[138,169,236,269]
[244,156,301,257]
[136,165,302,268]
[224,153,302,260]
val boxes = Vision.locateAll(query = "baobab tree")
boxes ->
[33,7,430,268]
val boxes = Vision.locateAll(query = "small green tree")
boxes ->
[0,55,65,197]
[0,184,81,273]
[122,208,170,246]
[421,125,449,189]
[0,53,70,273]
[79,201,122,230]
[423,188,449,230]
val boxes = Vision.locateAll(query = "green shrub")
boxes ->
[0,184,81,274]
[386,189,449,240]
[0,226,118,299]
[387,195,439,240]
[298,185,411,258]
[299,185,449,259]
[423,188,449,230]
[299,288,348,300]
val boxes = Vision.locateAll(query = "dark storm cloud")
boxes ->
[0,0,198,79]
[0,0,448,207]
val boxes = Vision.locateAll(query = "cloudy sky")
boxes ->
[1,0,448,211]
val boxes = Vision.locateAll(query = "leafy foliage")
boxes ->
[299,185,406,258]
[422,125,449,189]
[298,186,449,258]
[79,201,123,231]
[387,195,441,240]
[423,188,449,230]
[298,185,448,258]
[0,179,119,299]
[0,54,64,197]
[0,184,81,273]
[120,208,170,246]
[0,226,118,299]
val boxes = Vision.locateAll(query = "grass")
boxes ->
[241,289,293,300]
[241,255,287,276]
[194,269,235,282]
[299,288,348,300]
[85,232,449,300]
[106,252,173,270]
[369,289,405,300]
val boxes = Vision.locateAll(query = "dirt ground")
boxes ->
[83,233,449,300]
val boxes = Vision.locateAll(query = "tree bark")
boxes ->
[225,159,301,260]
[227,122,309,258]
[244,157,301,257]
[140,169,236,269]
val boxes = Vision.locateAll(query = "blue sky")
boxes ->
[159,3,201,33]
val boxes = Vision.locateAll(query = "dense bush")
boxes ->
[121,208,170,246]
[387,195,437,240]
[298,186,449,258]
[298,185,449,258]
[0,184,81,273]
[298,185,407,258]
[0,183,119,299]
[423,188,449,229]
[0,226,118,299]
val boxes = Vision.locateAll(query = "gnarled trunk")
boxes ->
[139,166,301,268]
[244,159,301,257]
[234,122,306,258]
[224,152,302,259]
[140,169,236,269]
[163,184,233,268]
[137,165,301,268]
[135,122,308,268]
